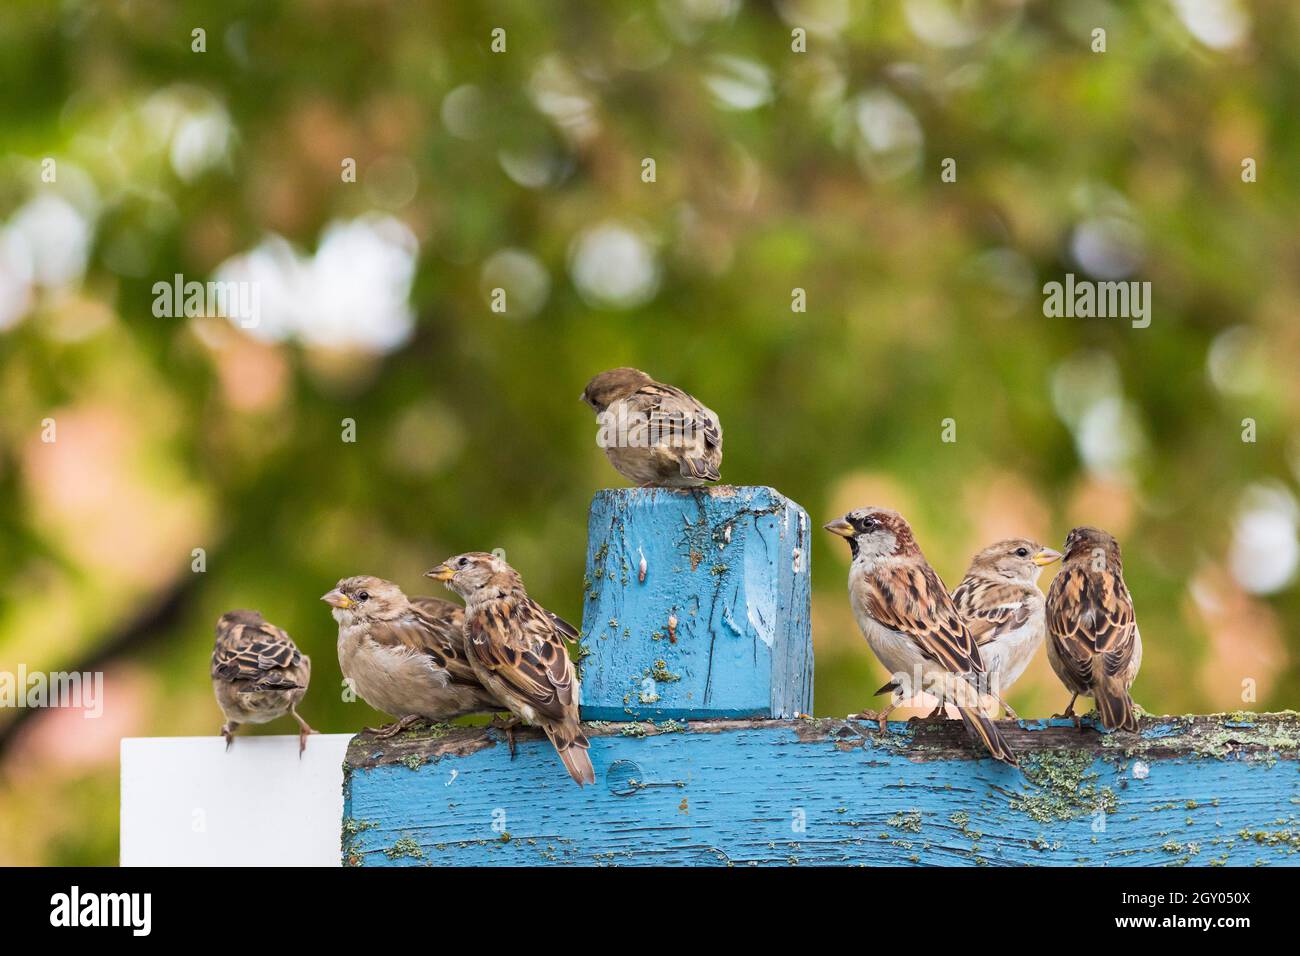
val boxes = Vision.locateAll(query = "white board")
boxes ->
[120,735,352,866]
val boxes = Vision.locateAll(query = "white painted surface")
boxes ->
[120,735,352,866]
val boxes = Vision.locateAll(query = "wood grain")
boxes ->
[342,712,1300,867]
[578,486,813,721]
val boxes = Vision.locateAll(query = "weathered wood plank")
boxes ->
[342,712,1300,867]
[578,486,812,721]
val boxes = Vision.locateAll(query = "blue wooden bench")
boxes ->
[341,487,1300,867]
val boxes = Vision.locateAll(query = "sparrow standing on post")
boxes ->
[211,609,316,754]
[426,552,595,786]
[951,539,1062,718]
[322,576,502,738]
[581,367,722,487]
[824,508,1017,765]
[1045,527,1143,731]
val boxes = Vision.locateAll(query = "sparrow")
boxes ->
[581,367,722,487]
[322,576,503,739]
[426,552,595,786]
[825,508,1017,765]
[211,609,316,754]
[1045,527,1143,732]
[950,539,1062,718]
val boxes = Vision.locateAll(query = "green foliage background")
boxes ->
[1,0,1297,864]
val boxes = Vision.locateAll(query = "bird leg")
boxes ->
[997,696,1019,720]
[1052,694,1082,729]
[850,702,898,734]
[291,707,319,756]
[490,714,523,758]
[221,721,239,751]
[926,700,948,719]
[366,714,427,739]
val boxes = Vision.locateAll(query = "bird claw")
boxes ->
[1050,712,1083,730]
[847,710,891,734]
[298,726,318,756]
[490,715,522,758]
[367,715,426,740]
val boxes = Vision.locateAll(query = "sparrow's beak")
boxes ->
[1032,547,1063,567]
[321,589,352,609]
[823,518,855,539]
[425,563,455,582]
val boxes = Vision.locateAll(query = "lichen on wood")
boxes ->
[341,712,1300,867]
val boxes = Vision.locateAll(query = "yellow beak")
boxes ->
[321,589,352,609]
[1033,547,1063,567]
[823,518,855,539]
[425,563,455,582]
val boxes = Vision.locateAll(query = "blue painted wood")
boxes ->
[341,714,1300,867]
[577,486,812,721]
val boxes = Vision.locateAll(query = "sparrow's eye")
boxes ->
[358,591,370,602]
[1015,548,1029,557]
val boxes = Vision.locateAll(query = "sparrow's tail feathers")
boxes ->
[546,724,595,787]
[1094,684,1139,733]
[957,706,1018,766]
[873,680,899,697]
[681,457,721,482]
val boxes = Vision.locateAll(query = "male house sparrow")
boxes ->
[322,576,502,738]
[825,508,1017,765]
[426,552,595,786]
[1045,527,1143,732]
[950,539,1062,718]
[581,367,722,487]
[211,609,316,754]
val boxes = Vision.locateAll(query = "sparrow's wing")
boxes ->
[465,596,576,723]
[409,595,464,620]
[546,610,580,642]
[366,605,481,687]
[953,578,1033,647]
[640,383,722,447]
[1047,564,1138,676]
[212,614,305,689]
[861,563,985,674]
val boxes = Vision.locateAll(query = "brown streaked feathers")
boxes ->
[1045,527,1142,732]
[430,552,595,786]
[211,609,315,752]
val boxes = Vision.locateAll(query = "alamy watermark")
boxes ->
[1043,272,1150,329]
[50,886,150,936]
[0,667,103,718]
[152,273,260,328]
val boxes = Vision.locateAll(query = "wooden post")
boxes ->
[341,714,1300,866]
[120,484,1300,867]
[337,485,1300,866]
[577,486,812,720]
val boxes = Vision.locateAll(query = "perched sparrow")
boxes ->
[874,538,1061,717]
[581,367,722,487]
[1045,527,1143,731]
[825,508,1017,765]
[322,576,502,738]
[211,610,316,754]
[951,539,1062,718]
[426,552,595,786]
